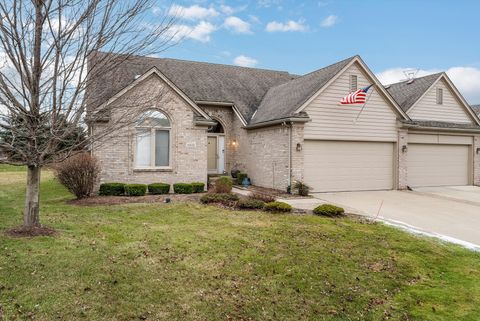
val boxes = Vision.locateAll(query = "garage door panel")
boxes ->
[304,141,394,192]
[408,144,469,187]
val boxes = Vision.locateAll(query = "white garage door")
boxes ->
[408,144,470,187]
[304,141,394,192]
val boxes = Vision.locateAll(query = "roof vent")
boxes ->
[384,84,391,89]
[134,74,141,80]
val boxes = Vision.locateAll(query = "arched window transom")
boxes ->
[135,110,171,168]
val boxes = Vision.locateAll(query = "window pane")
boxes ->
[136,110,170,127]
[136,130,151,166]
[155,130,169,166]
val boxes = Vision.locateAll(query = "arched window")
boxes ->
[207,121,224,133]
[135,110,171,168]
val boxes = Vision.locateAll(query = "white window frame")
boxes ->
[436,87,443,105]
[134,112,172,170]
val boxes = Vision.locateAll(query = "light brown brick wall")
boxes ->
[91,75,208,190]
[397,129,408,189]
[474,135,480,186]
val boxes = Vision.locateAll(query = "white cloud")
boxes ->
[224,16,252,34]
[265,19,307,32]
[220,4,247,15]
[320,15,338,27]
[376,67,480,104]
[233,55,258,67]
[168,4,219,21]
[167,21,216,43]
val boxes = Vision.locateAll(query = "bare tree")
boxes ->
[0,0,178,229]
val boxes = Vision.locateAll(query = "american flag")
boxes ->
[340,84,373,105]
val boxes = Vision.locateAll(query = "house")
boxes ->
[87,52,480,193]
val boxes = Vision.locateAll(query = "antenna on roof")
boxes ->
[403,69,419,84]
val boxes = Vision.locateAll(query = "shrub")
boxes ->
[125,184,147,196]
[237,198,265,210]
[313,204,345,217]
[236,172,248,185]
[148,183,170,195]
[200,193,239,204]
[292,181,311,196]
[54,153,100,199]
[249,192,275,203]
[214,176,233,193]
[99,182,126,196]
[173,183,193,194]
[191,182,205,193]
[264,201,292,213]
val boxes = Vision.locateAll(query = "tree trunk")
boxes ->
[24,166,41,227]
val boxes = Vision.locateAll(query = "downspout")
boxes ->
[288,122,292,190]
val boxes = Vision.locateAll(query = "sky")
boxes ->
[152,0,480,104]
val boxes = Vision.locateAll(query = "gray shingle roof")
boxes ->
[471,104,480,116]
[385,73,443,112]
[250,56,356,124]
[401,120,480,130]
[88,52,297,122]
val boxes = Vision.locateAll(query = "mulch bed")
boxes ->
[234,185,312,199]
[5,226,56,238]
[68,193,205,206]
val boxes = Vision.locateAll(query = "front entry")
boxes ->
[207,136,225,174]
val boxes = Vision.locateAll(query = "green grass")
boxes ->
[1,169,480,320]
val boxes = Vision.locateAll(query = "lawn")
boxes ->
[1,166,480,320]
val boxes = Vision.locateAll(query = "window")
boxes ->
[135,110,171,168]
[436,88,443,105]
[350,75,358,92]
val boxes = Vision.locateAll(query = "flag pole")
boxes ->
[353,85,375,124]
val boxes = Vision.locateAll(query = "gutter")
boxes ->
[194,118,217,126]
[401,122,480,134]
[243,117,310,129]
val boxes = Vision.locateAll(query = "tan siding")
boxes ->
[409,79,473,124]
[304,62,399,142]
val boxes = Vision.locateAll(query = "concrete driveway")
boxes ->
[311,186,480,248]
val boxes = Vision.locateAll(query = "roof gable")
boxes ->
[250,57,355,125]
[386,73,442,112]
[388,73,480,125]
[250,56,408,125]
[94,67,211,120]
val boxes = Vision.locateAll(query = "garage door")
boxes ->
[408,144,470,187]
[304,141,394,192]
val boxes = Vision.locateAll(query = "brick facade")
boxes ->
[397,129,408,190]
[92,75,208,191]
[474,135,480,186]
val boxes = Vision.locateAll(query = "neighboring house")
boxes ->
[87,52,480,192]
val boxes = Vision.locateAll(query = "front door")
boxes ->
[207,136,217,172]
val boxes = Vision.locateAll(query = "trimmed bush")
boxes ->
[264,201,292,213]
[192,182,205,193]
[250,192,275,203]
[148,183,170,195]
[54,153,100,199]
[173,183,193,194]
[200,193,239,204]
[237,198,265,210]
[214,176,233,193]
[99,183,126,196]
[125,184,147,196]
[313,204,345,217]
[236,172,248,185]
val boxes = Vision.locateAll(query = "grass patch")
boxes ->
[1,168,480,320]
